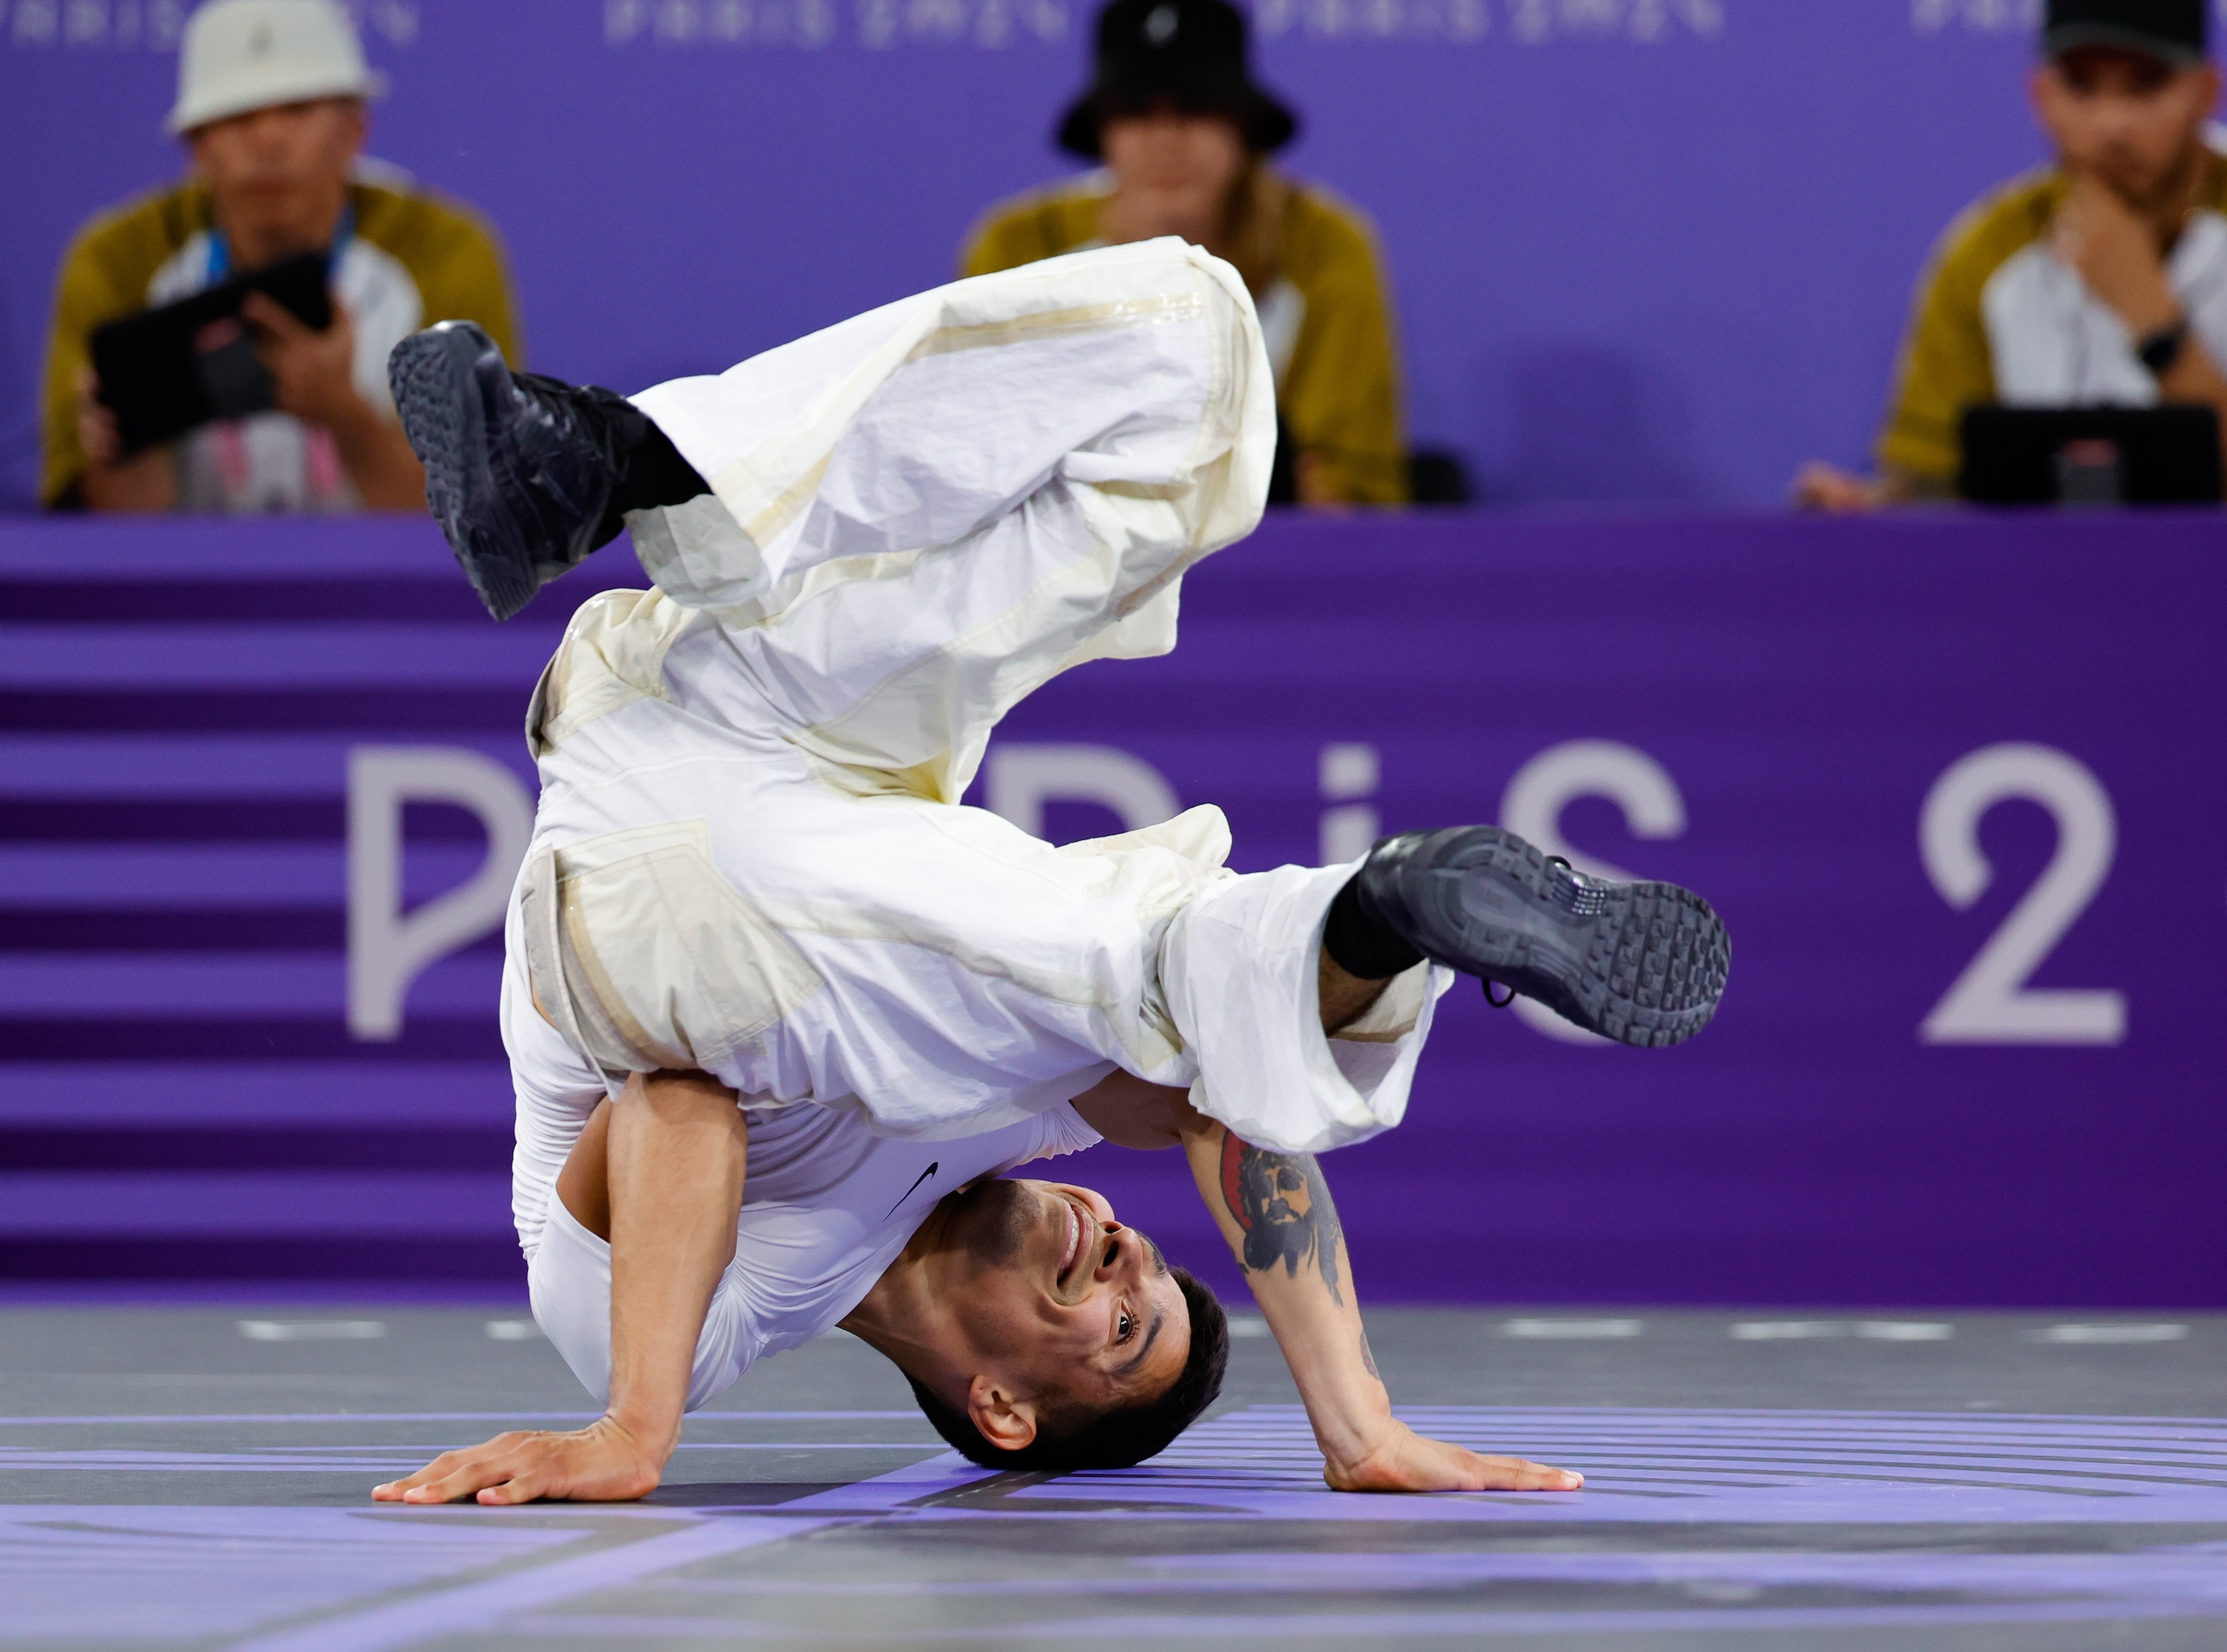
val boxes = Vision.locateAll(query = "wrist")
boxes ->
[1320,1415,1402,1478]
[2120,290,2183,338]
[600,1406,681,1464]
[1309,1390,1396,1471]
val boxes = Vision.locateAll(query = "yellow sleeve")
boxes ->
[958,186,1100,279]
[41,211,169,508]
[1279,191,1407,506]
[1875,191,2041,485]
[960,208,1035,279]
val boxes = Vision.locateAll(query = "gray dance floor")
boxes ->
[4,1304,2225,1650]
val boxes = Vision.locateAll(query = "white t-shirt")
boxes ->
[502,949,1105,1405]
[1984,208,2227,407]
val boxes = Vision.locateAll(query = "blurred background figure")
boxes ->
[962,0,1412,508]
[41,0,518,514]
[1797,0,2226,511]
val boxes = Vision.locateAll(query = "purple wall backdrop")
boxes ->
[0,1,2130,510]
[1,511,2220,1309]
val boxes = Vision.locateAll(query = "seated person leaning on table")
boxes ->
[41,0,519,514]
[961,0,1409,508]
[1796,0,2227,510]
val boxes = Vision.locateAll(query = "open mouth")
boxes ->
[1054,1196,1084,1290]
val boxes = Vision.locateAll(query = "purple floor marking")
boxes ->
[16,1412,850,1429]
[996,1408,2227,1526]
[0,1445,944,1473]
[621,1545,2227,1597]
[0,1507,589,1643]
[492,1602,2227,1639]
[10,1409,2227,1643]
[225,1455,989,1652]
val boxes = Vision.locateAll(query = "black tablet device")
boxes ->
[90,251,334,454]
[1958,404,2223,505]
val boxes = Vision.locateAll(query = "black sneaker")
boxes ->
[1356,826,1729,1048]
[388,322,624,621]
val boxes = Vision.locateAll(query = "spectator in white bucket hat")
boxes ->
[42,0,520,516]
[165,0,387,134]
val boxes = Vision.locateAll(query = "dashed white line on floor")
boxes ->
[2031,1323,2190,1344]
[1500,1318,1644,1340]
[483,1320,541,1342]
[236,1320,386,1343]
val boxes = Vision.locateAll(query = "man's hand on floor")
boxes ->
[1323,1417,1583,1495]
[372,1415,666,1505]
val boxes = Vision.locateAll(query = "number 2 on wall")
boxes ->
[1918,743,2125,1046]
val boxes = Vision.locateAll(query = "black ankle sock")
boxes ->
[1322,875,1424,980]
[604,408,710,519]
[517,373,710,550]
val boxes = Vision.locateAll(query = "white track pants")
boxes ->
[511,240,1446,1155]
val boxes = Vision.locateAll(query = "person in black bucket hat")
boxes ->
[1055,0,1298,158]
[1797,0,2227,511]
[964,0,1415,506]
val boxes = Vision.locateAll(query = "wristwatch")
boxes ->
[2137,317,2191,377]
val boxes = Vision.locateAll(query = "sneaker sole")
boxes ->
[389,326,540,623]
[1375,826,1729,1048]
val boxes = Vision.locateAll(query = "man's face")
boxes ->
[186,96,364,255]
[1101,106,1249,224]
[2033,46,2220,210]
[929,1176,1190,1426]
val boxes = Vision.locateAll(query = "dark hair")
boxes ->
[905,1265,1229,1473]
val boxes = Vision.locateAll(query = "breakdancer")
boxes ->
[372,240,1727,1505]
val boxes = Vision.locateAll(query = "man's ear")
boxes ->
[965,1374,1039,1452]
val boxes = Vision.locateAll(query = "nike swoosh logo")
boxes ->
[885,1161,939,1218]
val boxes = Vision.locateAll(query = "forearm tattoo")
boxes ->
[1218,1131,1347,1306]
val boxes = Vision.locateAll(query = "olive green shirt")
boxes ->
[1879,153,2227,483]
[43,174,520,509]
[963,173,1409,505]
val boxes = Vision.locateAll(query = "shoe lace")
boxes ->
[1482,855,1574,1008]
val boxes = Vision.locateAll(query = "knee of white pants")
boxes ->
[527,1190,753,1411]
[1160,862,1447,1156]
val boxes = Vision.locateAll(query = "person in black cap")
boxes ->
[1796,0,2227,509]
[962,0,1410,507]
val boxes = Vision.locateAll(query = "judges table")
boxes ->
[1,511,2220,1308]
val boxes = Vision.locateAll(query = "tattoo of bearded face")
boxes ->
[1219,1132,1345,1305]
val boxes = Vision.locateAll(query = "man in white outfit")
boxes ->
[372,240,1727,1505]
